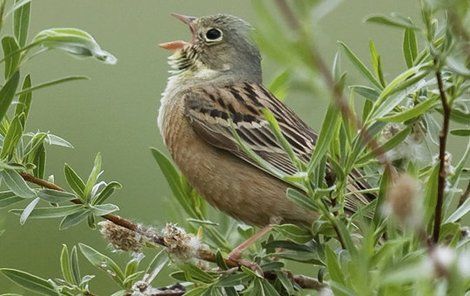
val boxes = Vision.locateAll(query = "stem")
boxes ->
[19,172,324,291]
[433,68,451,243]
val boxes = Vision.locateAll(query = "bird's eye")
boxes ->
[205,28,223,42]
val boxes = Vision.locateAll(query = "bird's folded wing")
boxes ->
[183,82,373,211]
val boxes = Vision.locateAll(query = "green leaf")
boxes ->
[79,243,125,285]
[403,28,417,68]
[350,85,380,102]
[31,28,117,64]
[268,70,290,100]
[23,132,47,158]
[1,113,24,159]
[180,264,216,284]
[273,223,312,244]
[2,36,20,78]
[325,246,346,294]
[143,250,168,284]
[446,198,470,223]
[60,209,90,230]
[442,108,470,124]
[70,246,81,285]
[365,14,418,30]
[216,273,251,287]
[286,188,317,211]
[60,244,75,284]
[0,190,23,208]
[369,40,385,87]
[357,127,411,164]
[338,41,382,89]
[15,74,32,126]
[450,129,470,137]
[64,163,85,197]
[150,148,198,218]
[83,153,102,202]
[0,268,58,296]
[423,164,440,227]
[0,169,35,198]
[19,197,39,224]
[90,203,119,216]
[10,204,83,219]
[92,181,122,205]
[32,143,45,179]
[307,103,340,172]
[37,189,76,203]
[12,0,30,47]
[45,133,73,148]
[378,97,438,122]
[15,76,89,96]
[0,71,20,122]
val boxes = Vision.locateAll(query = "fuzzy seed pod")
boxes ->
[384,174,422,227]
[99,221,144,252]
[162,223,204,261]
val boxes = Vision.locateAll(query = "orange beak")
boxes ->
[159,13,197,52]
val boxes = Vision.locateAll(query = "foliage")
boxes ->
[0,0,469,295]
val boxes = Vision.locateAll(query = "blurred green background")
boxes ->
[0,0,466,294]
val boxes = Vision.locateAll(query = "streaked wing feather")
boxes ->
[183,82,374,212]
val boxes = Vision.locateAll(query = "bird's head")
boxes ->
[160,14,262,82]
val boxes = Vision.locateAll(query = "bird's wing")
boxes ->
[183,82,373,211]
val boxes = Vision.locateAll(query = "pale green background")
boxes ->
[0,0,465,294]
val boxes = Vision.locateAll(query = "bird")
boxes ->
[158,13,373,257]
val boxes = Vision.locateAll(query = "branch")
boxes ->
[433,68,452,243]
[19,172,325,291]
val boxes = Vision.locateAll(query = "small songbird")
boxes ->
[158,14,372,230]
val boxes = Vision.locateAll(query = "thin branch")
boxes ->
[19,172,325,291]
[433,68,451,243]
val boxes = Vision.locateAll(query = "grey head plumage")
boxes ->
[161,14,262,83]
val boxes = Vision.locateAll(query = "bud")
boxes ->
[384,174,422,228]
[99,221,144,252]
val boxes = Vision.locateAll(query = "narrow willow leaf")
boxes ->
[357,127,411,164]
[325,246,346,291]
[37,189,76,203]
[15,76,89,96]
[90,204,119,216]
[338,41,382,89]
[32,143,45,178]
[10,204,83,219]
[0,190,23,208]
[286,188,317,211]
[70,246,81,285]
[403,28,417,68]
[1,113,24,159]
[64,163,85,197]
[83,153,102,201]
[0,268,58,296]
[445,198,470,223]
[1,169,35,198]
[31,28,117,64]
[79,243,125,285]
[15,74,32,126]
[365,14,418,30]
[450,129,470,137]
[423,164,439,228]
[332,50,342,81]
[60,209,89,230]
[150,148,199,218]
[446,108,470,124]
[216,273,251,287]
[13,0,30,47]
[45,133,73,148]
[2,36,20,78]
[350,85,380,102]
[268,70,290,100]
[23,132,47,158]
[0,71,20,122]
[143,250,168,284]
[180,264,216,284]
[273,223,312,244]
[378,97,438,122]
[19,197,39,224]
[60,245,75,284]
[92,181,122,205]
[369,40,385,87]
[307,103,340,172]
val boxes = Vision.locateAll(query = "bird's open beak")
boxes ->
[159,13,197,52]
